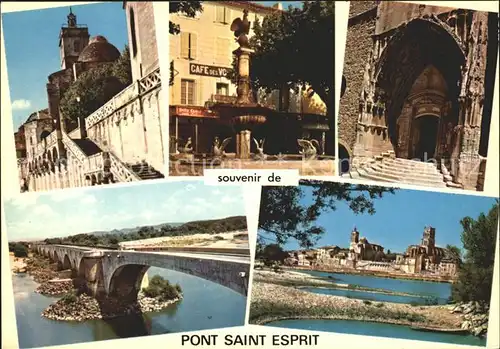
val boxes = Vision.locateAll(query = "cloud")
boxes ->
[11,99,31,110]
[221,195,239,204]
[33,204,55,216]
[81,194,97,205]
[49,189,88,202]
[5,193,40,210]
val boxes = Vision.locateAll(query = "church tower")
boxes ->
[59,8,90,70]
[351,226,359,244]
[422,226,436,250]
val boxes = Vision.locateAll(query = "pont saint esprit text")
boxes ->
[181,334,319,346]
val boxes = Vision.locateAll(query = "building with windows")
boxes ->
[169,1,329,156]
[15,3,165,192]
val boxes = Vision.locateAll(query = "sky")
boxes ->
[261,186,498,254]
[4,181,247,242]
[2,2,128,130]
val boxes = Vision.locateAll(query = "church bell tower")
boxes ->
[59,8,90,70]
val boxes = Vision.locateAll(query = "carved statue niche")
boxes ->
[230,9,251,48]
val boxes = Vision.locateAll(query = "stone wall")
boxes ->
[135,2,159,77]
[338,4,377,154]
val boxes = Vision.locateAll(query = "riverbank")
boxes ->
[250,280,459,329]
[286,266,456,284]
[10,254,28,273]
[254,270,439,300]
[251,270,489,338]
[18,252,183,321]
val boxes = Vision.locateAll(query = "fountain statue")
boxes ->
[213,137,232,158]
[178,137,193,154]
[297,139,320,160]
[253,138,266,160]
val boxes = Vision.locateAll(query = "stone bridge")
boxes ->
[34,244,250,300]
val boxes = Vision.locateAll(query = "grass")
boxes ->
[249,299,427,324]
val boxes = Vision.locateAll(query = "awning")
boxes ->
[169,105,219,119]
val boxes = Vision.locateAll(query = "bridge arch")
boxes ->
[62,254,72,270]
[108,264,150,301]
[103,252,249,301]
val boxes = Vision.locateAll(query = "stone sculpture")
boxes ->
[213,137,232,158]
[178,137,193,154]
[297,139,320,160]
[230,9,251,48]
[252,138,266,160]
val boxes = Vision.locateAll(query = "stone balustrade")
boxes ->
[85,153,104,175]
[61,132,87,163]
[85,80,139,129]
[138,67,161,94]
[108,151,141,182]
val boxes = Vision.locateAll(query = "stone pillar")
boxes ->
[236,130,252,159]
[233,47,255,105]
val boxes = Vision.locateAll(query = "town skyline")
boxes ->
[2,2,128,130]
[4,181,247,241]
[261,187,497,253]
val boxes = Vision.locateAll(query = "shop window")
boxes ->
[216,83,229,96]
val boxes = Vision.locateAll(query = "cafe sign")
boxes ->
[172,106,219,119]
[190,63,230,78]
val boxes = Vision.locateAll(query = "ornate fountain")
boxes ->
[211,9,270,159]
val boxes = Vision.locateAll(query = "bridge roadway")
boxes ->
[34,244,251,299]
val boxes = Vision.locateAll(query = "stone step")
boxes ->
[358,166,447,188]
[377,161,441,174]
[371,163,443,180]
[386,158,440,170]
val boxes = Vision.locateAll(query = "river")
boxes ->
[266,319,486,346]
[13,267,246,348]
[296,269,452,302]
[276,270,486,346]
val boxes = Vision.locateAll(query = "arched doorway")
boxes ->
[413,115,440,160]
[371,17,465,160]
[338,143,351,174]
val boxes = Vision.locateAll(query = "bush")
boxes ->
[61,291,78,304]
[214,235,225,241]
[143,275,182,301]
[375,303,384,308]
[363,300,372,305]
[13,243,28,258]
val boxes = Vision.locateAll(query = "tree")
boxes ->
[259,180,395,248]
[257,244,288,267]
[60,46,131,123]
[169,2,203,35]
[229,2,334,151]
[445,244,463,265]
[452,201,498,303]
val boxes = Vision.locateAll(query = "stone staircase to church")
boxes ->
[128,162,165,180]
[348,151,462,189]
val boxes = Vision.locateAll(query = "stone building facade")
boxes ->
[338,2,498,191]
[15,3,165,193]
[169,1,328,156]
[287,226,459,277]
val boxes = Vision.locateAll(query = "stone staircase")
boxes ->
[128,162,165,180]
[348,151,462,189]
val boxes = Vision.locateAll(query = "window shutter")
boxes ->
[225,8,232,23]
[216,7,224,23]
[190,33,198,60]
[180,32,189,59]
[215,38,229,65]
